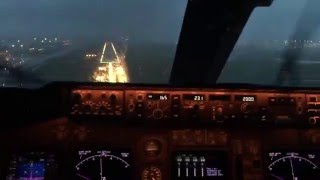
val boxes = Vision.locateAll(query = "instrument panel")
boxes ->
[5,85,320,179]
[69,87,320,127]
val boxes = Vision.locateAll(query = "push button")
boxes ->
[269,97,277,105]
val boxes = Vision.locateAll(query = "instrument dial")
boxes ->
[142,166,161,180]
[75,150,131,180]
[144,139,162,157]
[267,151,320,179]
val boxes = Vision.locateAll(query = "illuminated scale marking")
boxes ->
[268,155,318,170]
[75,153,130,180]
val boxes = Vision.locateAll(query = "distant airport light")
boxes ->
[11,45,15,48]
[34,38,37,40]
[17,40,20,43]
[98,66,107,71]
[20,45,23,48]
[44,38,47,41]
[86,54,97,58]
[41,40,44,43]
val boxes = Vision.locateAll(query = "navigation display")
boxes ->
[266,151,320,180]
[172,150,228,180]
[75,149,131,179]
[6,152,57,180]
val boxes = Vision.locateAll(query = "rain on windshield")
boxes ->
[0,0,187,87]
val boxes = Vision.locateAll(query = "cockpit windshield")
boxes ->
[0,0,187,88]
[219,0,320,87]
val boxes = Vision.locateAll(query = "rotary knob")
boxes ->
[309,117,317,125]
[241,103,252,114]
[216,106,223,114]
[215,106,224,122]
[152,109,163,119]
[109,94,117,104]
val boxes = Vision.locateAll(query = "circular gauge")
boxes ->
[142,166,161,180]
[267,151,320,179]
[75,150,131,179]
[144,139,162,157]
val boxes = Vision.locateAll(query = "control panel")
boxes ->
[70,89,124,120]
[69,87,314,127]
[126,91,171,121]
[5,85,320,180]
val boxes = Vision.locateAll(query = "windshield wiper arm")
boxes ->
[276,0,320,86]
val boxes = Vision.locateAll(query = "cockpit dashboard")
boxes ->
[1,83,320,179]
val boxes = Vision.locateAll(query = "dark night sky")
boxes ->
[0,0,187,42]
[1,0,320,42]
